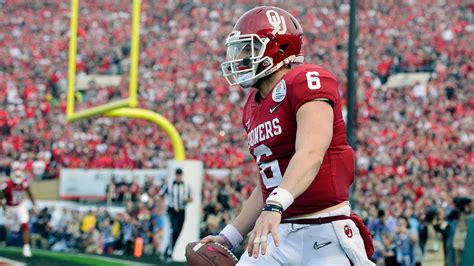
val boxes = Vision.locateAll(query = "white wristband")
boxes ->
[266,188,294,211]
[219,224,243,250]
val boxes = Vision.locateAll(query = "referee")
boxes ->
[162,168,193,260]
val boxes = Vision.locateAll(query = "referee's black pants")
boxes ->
[166,207,185,256]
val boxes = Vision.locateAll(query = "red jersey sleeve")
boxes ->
[288,67,339,114]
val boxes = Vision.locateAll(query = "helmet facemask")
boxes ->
[221,32,273,88]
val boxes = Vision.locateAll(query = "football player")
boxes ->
[0,169,36,257]
[201,6,374,265]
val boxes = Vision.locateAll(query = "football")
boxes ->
[185,241,238,266]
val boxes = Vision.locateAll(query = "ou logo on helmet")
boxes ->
[266,10,287,35]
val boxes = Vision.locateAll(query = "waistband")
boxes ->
[281,204,351,224]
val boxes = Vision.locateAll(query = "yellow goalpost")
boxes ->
[66,0,185,160]
[66,1,206,261]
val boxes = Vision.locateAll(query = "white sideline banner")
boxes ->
[59,168,167,199]
[59,168,236,200]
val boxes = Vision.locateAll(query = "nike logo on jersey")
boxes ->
[313,241,332,250]
[270,103,282,113]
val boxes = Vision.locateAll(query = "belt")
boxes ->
[281,215,350,224]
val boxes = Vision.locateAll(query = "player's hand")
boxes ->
[247,211,281,258]
[200,235,229,249]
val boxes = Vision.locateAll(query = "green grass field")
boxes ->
[0,246,186,266]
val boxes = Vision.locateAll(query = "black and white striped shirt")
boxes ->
[161,181,192,210]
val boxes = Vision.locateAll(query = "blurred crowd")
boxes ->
[0,0,472,264]
[105,175,163,205]
[362,197,473,266]
[2,0,470,172]
[2,199,167,257]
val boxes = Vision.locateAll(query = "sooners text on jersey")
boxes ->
[242,64,354,219]
[0,179,30,206]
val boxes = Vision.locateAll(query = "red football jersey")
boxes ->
[0,179,30,206]
[242,64,354,219]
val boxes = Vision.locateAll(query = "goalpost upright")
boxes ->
[65,1,204,261]
[65,0,185,160]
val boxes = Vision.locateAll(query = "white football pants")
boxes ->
[5,202,29,231]
[237,205,370,266]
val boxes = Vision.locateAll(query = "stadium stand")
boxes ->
[0,0,472,264]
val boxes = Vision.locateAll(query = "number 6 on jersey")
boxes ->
[306,71,321,90]
[253,144,283,188]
